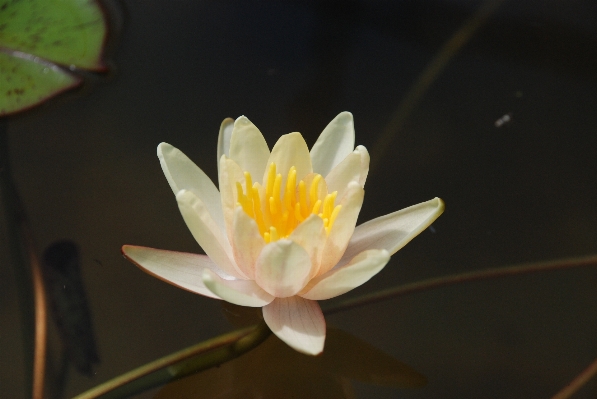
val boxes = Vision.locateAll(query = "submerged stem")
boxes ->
[370,0,506,171]
[29,231,48,399]
[75,254,597,399]
[73,322,271,399]
[323,255,597,315]
[0,122,48,399]
[324,255,597,395]
[550,356,597,399]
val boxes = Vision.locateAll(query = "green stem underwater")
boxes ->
[72,322,271,399]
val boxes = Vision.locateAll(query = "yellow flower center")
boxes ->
[236,163,342,243]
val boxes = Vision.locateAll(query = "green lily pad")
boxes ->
[0,51,80,115]
[0,0,107,116]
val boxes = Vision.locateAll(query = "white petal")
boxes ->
[264,132,312,185]
[341,198,445,266]
[216,118,234,174]
[229,116,270,179]
[325,145,369,201]
[289,214,326,278]
[318,182,365,275]
[218,156,245,242]
[122,245,225,299]
[231,207,265,279]
[357,145,370,187]
[158,143,225,232]
[176,190,245,278]
[202,269,274,307]
[254,240,312,298]
[310,112,355,177]
[262,297,326,355]
[301,249,390,300]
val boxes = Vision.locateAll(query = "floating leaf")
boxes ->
[0,51,80,115]
[0,0,107,116]
[0,0,106,69]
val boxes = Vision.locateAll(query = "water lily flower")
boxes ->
[122,112,444,355]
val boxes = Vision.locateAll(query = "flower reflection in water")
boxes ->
[156,305,426,399]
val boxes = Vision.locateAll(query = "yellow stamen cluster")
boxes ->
[236,163,342,243]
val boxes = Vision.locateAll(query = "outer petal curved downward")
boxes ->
[158,143,225,232]
[254,240,312,298]
[229,116,270,180]
[122,245,223,299]
[310,112,355,177]
[262,296,326,355]
[202,269,274,307]
[301,249,390,300]
[176,190,245,278]
[340,197,445,266]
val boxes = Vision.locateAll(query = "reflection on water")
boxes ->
[155,327,425,399]
[1,0,596,398]
[42,241,99,376]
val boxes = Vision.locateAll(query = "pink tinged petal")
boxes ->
[325,145,370,201]
[216,117,234,174]
[262,296,326,355]
[176,190,246,279]
[218,156,245,241]
[301,249,390,300]
[310,112,355,177]
[231,207,265,279]
[122,245,224,299]
[254,240,312,298]
[318,182,365,275]
[157,143,225,232]
[229,116,270,179]
[202,269,274,307]
[264,132,312,184]
[341,197,445,266]
[289,214,326,278]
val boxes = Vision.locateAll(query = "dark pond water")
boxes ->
[1,0,597,398]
